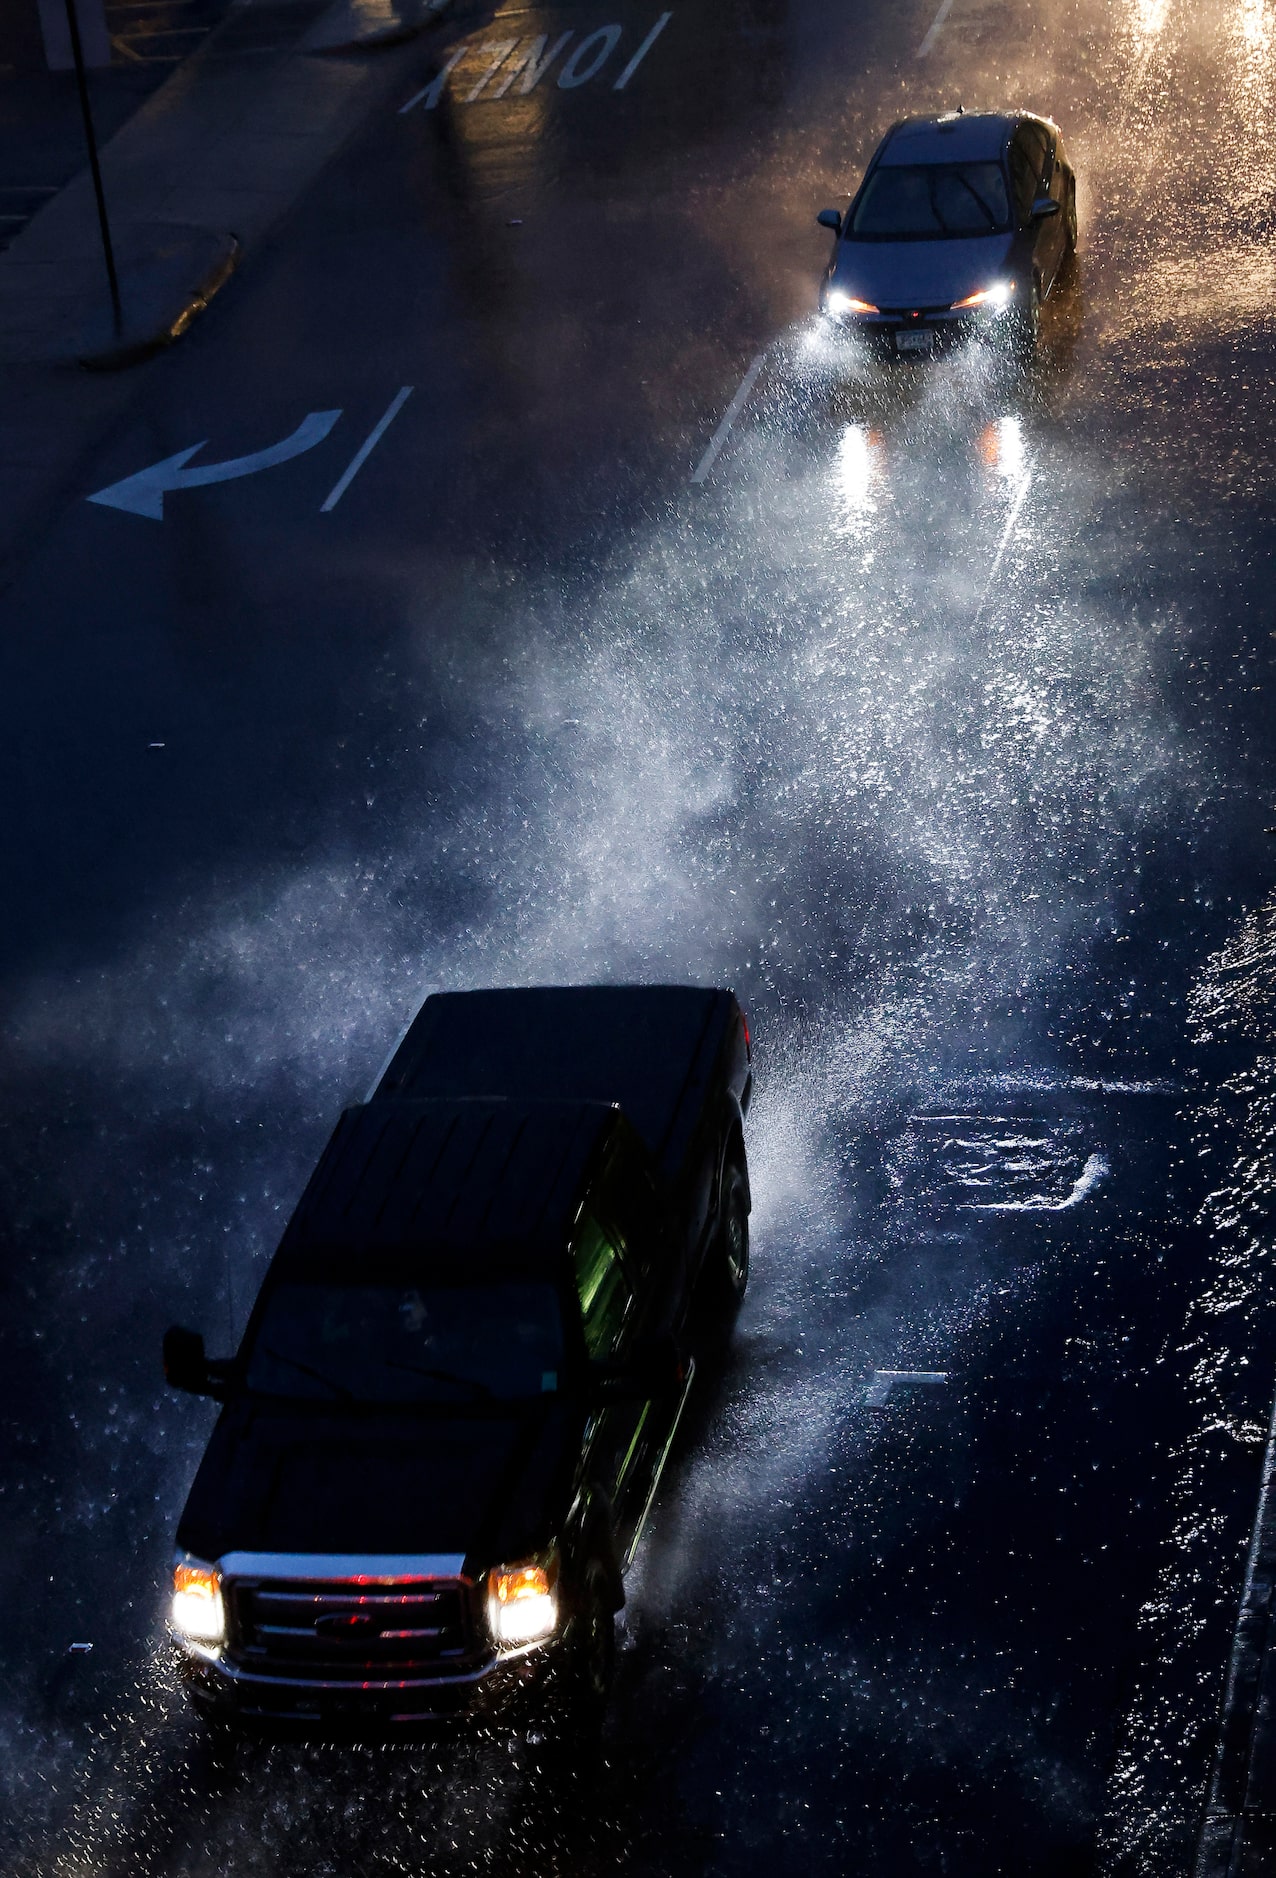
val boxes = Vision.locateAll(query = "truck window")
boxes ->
[573,1215,633,1358]
[592,1149,662,1283]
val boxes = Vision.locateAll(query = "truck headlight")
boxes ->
[171,1559,225,1645]
[487,1558,558,1648]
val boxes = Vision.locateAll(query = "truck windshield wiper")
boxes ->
[383,1361,495,1400]
[258,1347,354,1402]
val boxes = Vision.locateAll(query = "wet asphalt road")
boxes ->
[5,0,1276,1872]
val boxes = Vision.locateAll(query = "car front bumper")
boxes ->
[820,307,1014,354]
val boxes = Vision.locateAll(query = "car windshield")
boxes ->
[244,1280,566,1405]
[850,162,1011,238]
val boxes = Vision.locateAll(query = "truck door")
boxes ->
[598,1142,683,1330]
[573,1213,651,1523]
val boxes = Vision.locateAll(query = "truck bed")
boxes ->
[371,985,736,1185]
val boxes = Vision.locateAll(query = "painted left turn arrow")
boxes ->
[87,410,343,520]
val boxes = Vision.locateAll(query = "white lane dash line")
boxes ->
[917,0,955,57]
[320,386,413,512]
[691,351,766,484]
[973,467,1033,618]
[614,10,672,89]
[863,1370,949,1407]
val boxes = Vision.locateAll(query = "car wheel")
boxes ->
[713,1161,750,1311]
[1012,278,1041,356]
[1065,183,1078,255]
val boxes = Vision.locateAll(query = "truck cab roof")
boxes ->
[274,1096,630,1278]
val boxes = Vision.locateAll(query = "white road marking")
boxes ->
[492,29,573,96]
[320,386,414,513]
[974,467,1033,613]
[966,1150,1110,1213]
[402,14,669,110]
[916,0,955,57]
[399,44,465,112]
[690,351,766,484]
[87,410,342,521]
[613,8,671,87]
[466,40,518,101]
[558,23,622,87]
[863,1370,949,1407]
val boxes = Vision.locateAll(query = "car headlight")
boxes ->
[171,1558,225,1645]
[487,1557,559,1648]
[950,281,1014,312]
[825,289,879,316]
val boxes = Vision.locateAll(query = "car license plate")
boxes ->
[895,329,934,354]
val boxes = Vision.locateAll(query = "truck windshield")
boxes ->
[850,162,1011,238]
[244,1281,566,1406]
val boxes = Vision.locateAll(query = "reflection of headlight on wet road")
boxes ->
[824,289,879,317]
[835,423,881,513]
[950,280,1014,312]
[979,414,1027,480]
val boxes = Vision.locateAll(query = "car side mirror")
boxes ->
[1031,195,1059,219]
[817,208,843,233]
[163,1325,230,1400]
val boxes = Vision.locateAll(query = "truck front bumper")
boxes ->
[176,1640,550,1733]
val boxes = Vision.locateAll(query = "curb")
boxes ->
[1194,1377,1276,1873]
[76,231,241,371]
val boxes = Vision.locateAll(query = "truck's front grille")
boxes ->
[229,1576,477,1683]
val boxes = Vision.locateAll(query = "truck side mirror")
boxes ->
[816,208,842,233]
[163,1326,229,1400]
[1030,195,1059,219]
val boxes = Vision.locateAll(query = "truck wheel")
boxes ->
[569,1558,616,1711]
[713,1161,750,1311]
[533,1557,615,1771]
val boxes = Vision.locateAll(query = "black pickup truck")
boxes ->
[163,984,752,1733]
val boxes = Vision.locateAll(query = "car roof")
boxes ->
[272,1096,622,1274]
[878,112,1017,166]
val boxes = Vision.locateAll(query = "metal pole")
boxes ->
[63,0,122,334]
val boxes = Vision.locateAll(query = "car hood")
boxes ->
[831,233,1017,309]
[175,1397,576,1571]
